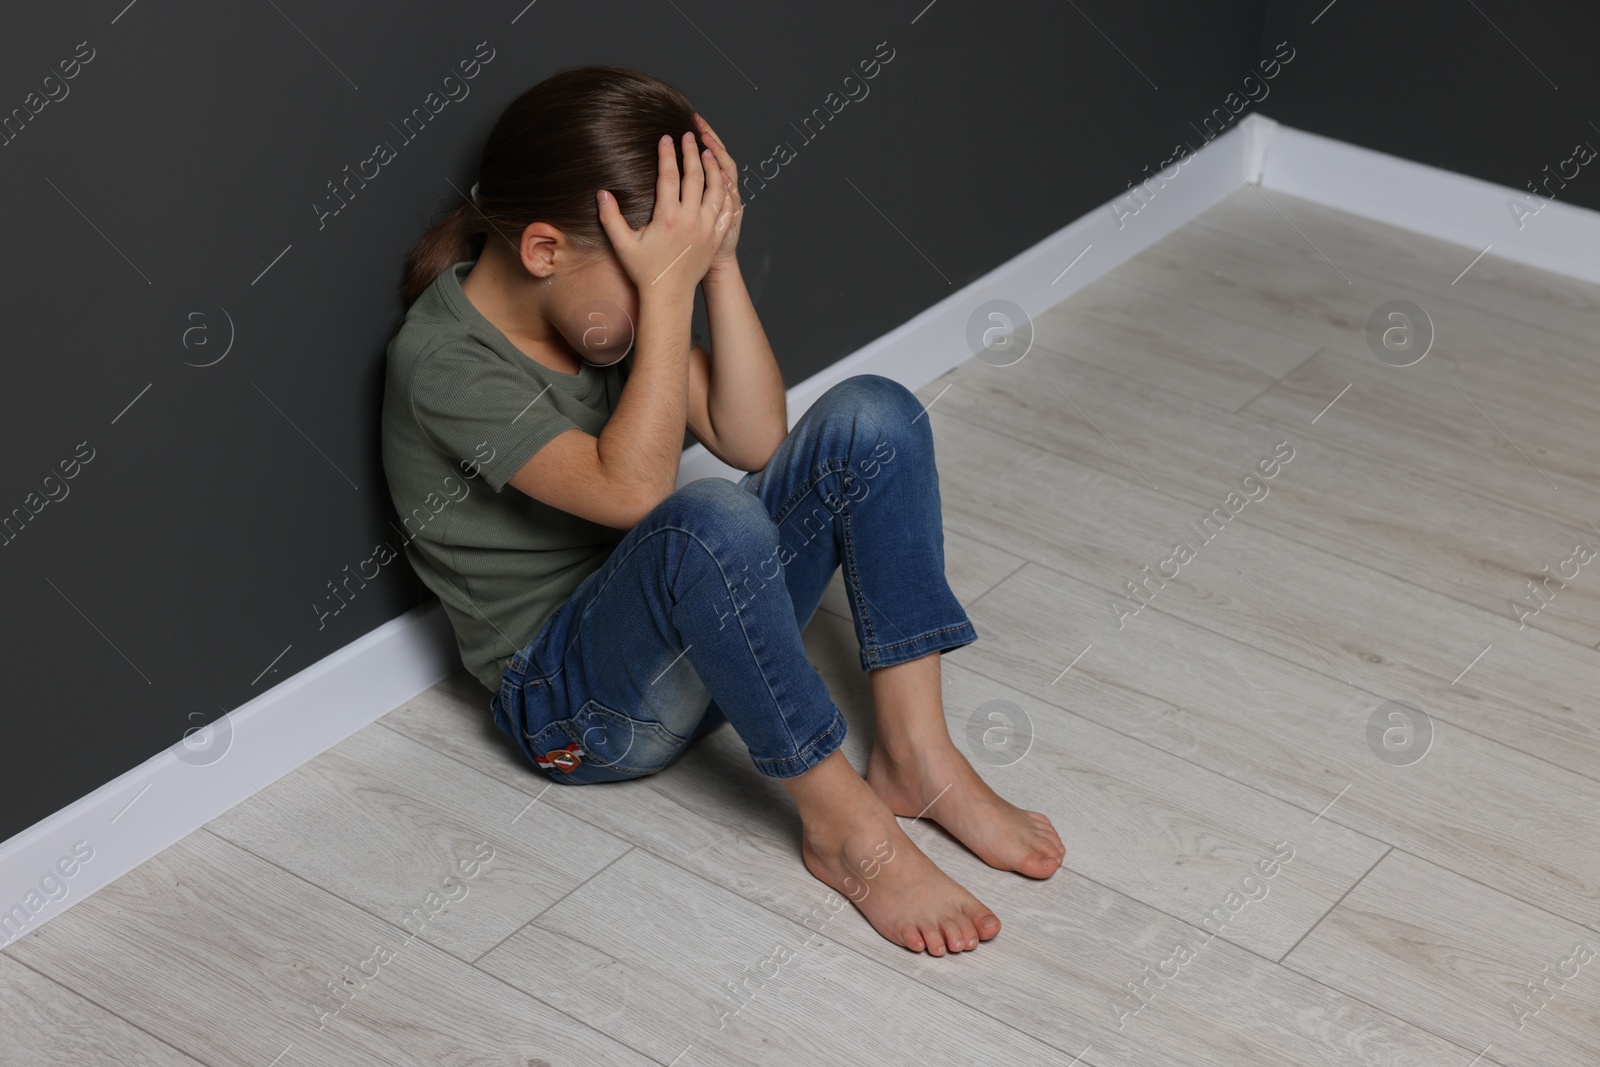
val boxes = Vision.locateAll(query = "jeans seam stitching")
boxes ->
[770,460,852,528]
[867,622,974,655]
[839,500,877,650]
[580,697,693,747]
[749,707,845,771]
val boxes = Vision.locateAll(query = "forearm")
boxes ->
[702,259,787,466]
[596,288,694,507]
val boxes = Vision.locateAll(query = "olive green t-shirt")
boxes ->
[379,260,639,695]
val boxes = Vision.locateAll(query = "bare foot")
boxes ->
[797,771,1001,956]
[867,739,1066,879]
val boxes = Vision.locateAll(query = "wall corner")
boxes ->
[1241,112,1279,185]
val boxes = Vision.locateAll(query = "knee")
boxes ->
[653,477,776,549]
[818,374,923,426]
[813,374,925,465]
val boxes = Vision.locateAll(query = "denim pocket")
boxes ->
[575,699,693,772]
[524,698,690,783]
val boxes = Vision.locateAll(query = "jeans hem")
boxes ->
[860,620,978,673]
[749,706,848,779]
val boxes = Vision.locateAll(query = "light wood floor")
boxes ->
[6,188,1600,1066]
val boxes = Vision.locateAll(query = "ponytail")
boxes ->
[399,196,486,309]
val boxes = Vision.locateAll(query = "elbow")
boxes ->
[743,424,788,473]
[626,482,674,527]
[723,419,788,474]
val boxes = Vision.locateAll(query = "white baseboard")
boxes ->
[0,601,458,951]
[8,110,1596,950]
[1255,122,1600,286]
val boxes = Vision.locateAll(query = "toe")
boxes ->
[955,914,980,951]
[1020,849,1061,879]
[1039,834,1065,864]
[969,906,1001,940]
[897,922,925,953]
[941,919,968,953]
[922,924,948,957]
[1031,813,1064,846]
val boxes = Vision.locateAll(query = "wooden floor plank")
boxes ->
[1025,273,1319,413]
[477,847,1091,1067]
[925,347,1600,647]
[1283,849,1600,1067]
[1237,346,1599,520]
[1123,196,1600,424]
[1193,186,1600,358]
[920,408,1600,781]
[205,719,631,963]
[5,831,654,1066]
[0,955,209,1067]
[954,560,1600,934]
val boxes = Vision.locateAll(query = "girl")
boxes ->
[380,65,1063,957]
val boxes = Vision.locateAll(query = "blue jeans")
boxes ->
[488,373,978,785]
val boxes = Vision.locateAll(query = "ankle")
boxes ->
[786,759,886,831]
[871,733,959,773]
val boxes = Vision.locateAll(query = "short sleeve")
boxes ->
[407,341,579,492]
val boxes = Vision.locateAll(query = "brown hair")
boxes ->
[400,64,699,308]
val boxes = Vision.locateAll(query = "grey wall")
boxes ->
[6,0,1381,846]
[1259,0,1600,214]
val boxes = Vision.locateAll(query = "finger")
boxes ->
[701,145,731,208]
[695,112,724,154]
[691,114,737,202]
[654,134,679,216]
[680,130,706,208]
[693,111,716,155]
[702,150,730,219]
[699,121,740,197]
[595,189,630,245]
[712,179,734,235]
[710,152,739,215]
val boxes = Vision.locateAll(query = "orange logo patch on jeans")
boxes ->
[535,743,583,773]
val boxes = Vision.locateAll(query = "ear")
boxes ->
[516,222,565,280]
